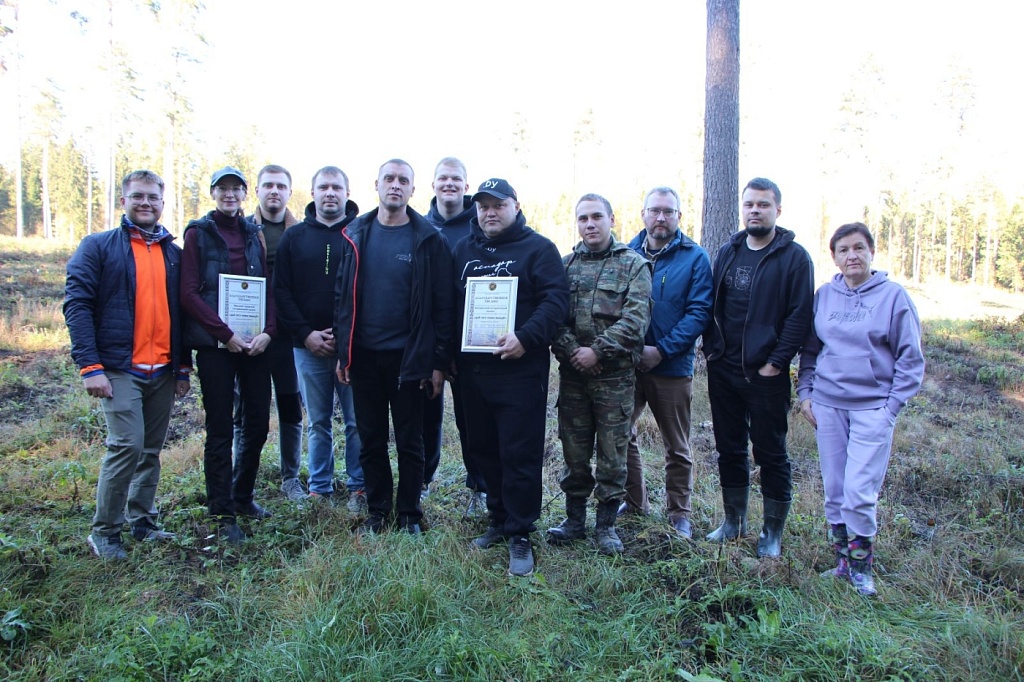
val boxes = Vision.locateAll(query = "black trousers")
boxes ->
[351,346,425,522]
[458,359,549,536]
[196,347,270,519]
[706,360,793,502]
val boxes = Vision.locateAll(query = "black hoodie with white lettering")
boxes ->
[452,211,569,370]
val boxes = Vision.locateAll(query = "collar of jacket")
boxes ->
[252,205,299,228]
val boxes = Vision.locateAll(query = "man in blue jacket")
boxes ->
[622,186,713,539]
[702,177,814,558]
[64,170,191,559]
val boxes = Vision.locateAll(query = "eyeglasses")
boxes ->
[126,193,163,203]
[645,208,678,218]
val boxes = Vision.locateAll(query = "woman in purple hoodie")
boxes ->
[797,222,925,597]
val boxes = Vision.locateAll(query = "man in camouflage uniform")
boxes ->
[548,193,652,555]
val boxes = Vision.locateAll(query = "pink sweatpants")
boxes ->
[812,403,897,538]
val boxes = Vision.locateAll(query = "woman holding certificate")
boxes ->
[181,166,277,544]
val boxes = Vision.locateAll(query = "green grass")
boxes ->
[1,243,1023,680]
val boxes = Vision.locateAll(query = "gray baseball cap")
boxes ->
[210,166,247,189]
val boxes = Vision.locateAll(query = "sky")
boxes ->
[2,0,1022,238]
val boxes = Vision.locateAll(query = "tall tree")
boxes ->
[701,0,740,257]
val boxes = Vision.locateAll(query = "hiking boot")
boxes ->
[669,515,693,539]
[281,478,307,503]
[420,484,431,502]
[130,523,176,542]
[706,486,749,542]
[346,489,368,515]
[595,500,624,555]
[237,501,273,520]
[87,533,127,560]
[466,491,488,518]
[471,526,505,550]
[849,535,877,597]
[756,497,791,558]
[546,496,587,545]
[822,523,850,579]
[218,521,246,545]
[508,535,535,577]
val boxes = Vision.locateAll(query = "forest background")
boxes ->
[2,0,1024,287]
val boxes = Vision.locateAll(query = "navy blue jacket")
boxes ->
[702,226,814,377]
[628,228,713,377]
[333,206,454,383]
[64,218,187,377]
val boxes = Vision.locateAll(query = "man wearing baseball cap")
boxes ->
[453,178,569,577]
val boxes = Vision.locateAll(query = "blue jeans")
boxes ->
[294,347,362,495]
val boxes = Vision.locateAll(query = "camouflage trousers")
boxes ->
[556,369,635,503]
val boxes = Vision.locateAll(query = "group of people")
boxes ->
[64,162,924,592]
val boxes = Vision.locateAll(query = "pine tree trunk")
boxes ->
[701,0,740,258]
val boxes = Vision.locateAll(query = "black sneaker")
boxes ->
[508,535,535,577]
[218,521,246,545]
[360,514,387,535]
[237,501,273,520]
[471,526,505,550]
[398,516,422,535]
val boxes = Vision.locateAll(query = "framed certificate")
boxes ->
[218,274,266,347]
[462,276,518,352]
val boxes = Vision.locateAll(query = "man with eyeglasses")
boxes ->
[620,187,713,539]
[333,160,454,536]
[420,157,487,516]
[65,170,191,559]
[274,166,364,511]
[702,177,814,558]
[548,193,651,555]
[232,164,307,504]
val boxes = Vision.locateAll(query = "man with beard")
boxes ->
[421,157,486,515]
[333,160,453,535]
[621,186,713,539]
[702,177,814,558]
[453,178,570,577]
[274,166,363,510]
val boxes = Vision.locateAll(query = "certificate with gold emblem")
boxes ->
[462,276,518,352]
[218,274,266,347]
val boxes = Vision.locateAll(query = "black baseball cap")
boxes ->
[472,178,517,202]
[210,166,248,189]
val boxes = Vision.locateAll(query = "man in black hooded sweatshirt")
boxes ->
[453,178,570,577]
[273,166,363,511]
[421,156,487,516]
